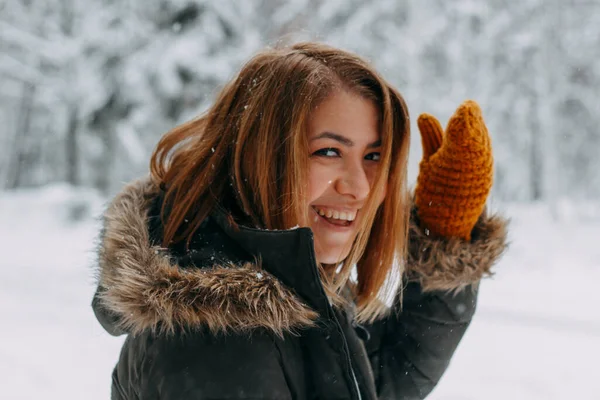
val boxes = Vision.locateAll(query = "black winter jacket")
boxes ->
[92,177,508,400]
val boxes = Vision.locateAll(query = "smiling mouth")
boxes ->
[311,206,358,227]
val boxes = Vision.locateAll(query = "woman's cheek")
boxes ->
[366,167,387,206]
[307,163,334,201]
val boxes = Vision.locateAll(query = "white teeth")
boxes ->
[314,207,358,222]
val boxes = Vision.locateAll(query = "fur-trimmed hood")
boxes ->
[95,177,319,337]
[93,177,508,337]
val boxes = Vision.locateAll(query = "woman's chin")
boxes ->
[314,247,350,265]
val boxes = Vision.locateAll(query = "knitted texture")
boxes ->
[415,100,493,241]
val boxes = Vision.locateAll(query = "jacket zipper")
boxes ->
[350,363,362,400]
[331,313,362,400]
[340,322,362,400]
[304,233,362,400]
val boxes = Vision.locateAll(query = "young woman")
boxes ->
[93,42,508,400]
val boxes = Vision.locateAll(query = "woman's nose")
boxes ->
[334,164,370,201]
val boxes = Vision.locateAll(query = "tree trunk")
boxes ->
[66,104,79,186]
[6,82,36,189]
[529,92,542,201]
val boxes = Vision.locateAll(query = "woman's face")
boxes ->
[306,90,385,264]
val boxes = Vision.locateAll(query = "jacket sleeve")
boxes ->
[365,207,509,399]
[115,329,294,400]
[366,282,478,399]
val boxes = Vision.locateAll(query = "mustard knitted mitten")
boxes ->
[415,100,494,241]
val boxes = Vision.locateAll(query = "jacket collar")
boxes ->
[210,211,332,315]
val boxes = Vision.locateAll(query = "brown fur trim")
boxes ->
[96,177,318,336]
[406,203,509,292]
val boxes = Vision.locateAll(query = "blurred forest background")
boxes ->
[1,0,599,203]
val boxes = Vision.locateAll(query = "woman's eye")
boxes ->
[365,152,381,161]
[313,148,340,157]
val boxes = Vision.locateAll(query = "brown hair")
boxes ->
[150,42,410,322]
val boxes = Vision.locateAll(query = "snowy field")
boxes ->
[1,185,598,400]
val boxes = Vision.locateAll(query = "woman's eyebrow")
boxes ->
[311,131,381,148]
[367,139,382,149]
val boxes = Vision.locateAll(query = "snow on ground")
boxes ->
[0,186,598,399]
